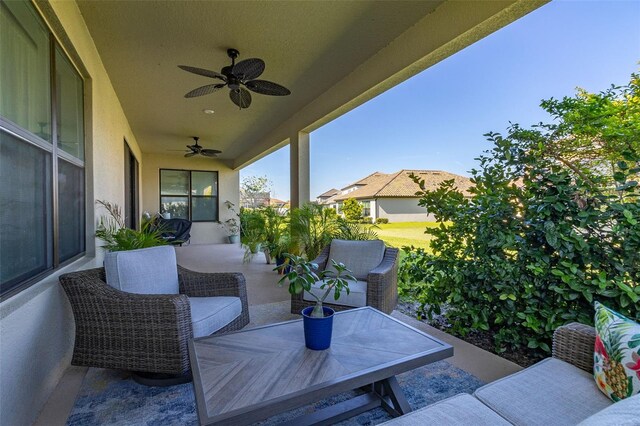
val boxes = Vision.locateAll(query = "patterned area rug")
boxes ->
[67,360,483,425]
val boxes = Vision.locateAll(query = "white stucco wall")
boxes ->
[0,2,143,425]
[376,197,435,222]
[141,153,240,245]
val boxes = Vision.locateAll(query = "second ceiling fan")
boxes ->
[179,48,291,109]
[183,137,221,158]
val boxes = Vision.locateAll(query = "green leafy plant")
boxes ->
[240,208,266,262]
[218,200,240,236]
[290,204,339,260]
[95,200,168,251]
[260,206,288,263]
[336,218,379,241]
[277,254,356,318]
[401,72,640,356]
[342,198,363,221]
[376,218,389,224]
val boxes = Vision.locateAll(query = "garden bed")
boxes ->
[397,300,545,368]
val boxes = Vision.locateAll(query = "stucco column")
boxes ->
[290,131,310,208]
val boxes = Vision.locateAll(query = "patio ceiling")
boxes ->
[76,0,547,168]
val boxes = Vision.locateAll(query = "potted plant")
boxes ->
[240,209,265,263]
[273,235,292,274]
[218,201,241,244]
[276,254,356,350]
[261,206,287,264]
[95,200,168,251]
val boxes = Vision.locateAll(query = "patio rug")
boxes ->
[66,360,483,425]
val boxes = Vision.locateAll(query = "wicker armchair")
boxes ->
[291,244,399,315]
[59,265,249,377]
[552,321,596,372]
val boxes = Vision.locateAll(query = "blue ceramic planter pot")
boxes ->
[301,306,334,350]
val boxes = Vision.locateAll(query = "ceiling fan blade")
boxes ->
[229,88,252,109]
[184,152,197,157]
[245,79,291,96]
[178,65,226,81]
[232,58,265,81]
[184,83,226,98]
[200,150,220,157]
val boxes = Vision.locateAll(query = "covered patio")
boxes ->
[1,1,551,425]
[34,243,521,425]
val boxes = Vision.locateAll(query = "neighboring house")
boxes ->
[316,188,339,204]
[318,170,473,222]
[241,191,271,208]
[269,197,290,214]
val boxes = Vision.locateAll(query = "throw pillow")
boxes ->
[593,301,640,402]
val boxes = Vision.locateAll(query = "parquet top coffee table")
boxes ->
[189,306,453,426]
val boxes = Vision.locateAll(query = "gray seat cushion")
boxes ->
[303,279,366,308]
[578,393,640,426]
[379,394,511,425]
[104,246,179,294]
[474,358,612,426]
[326,239,385,280]
[189,296,242,338]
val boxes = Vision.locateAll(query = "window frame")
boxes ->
[159,168,219,223]
[0,2,86,300]
[361,200,371,217]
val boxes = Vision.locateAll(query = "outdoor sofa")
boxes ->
[381,322,640,425]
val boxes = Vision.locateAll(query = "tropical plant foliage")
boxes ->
[401,72,640,355]
[95,200,168,251]
[289,203,379,260]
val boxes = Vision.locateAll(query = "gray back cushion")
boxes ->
[578,394,640,426]
[327,239,385,280]
[104,246,179,294]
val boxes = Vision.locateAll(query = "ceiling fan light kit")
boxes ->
[179,48,291,109]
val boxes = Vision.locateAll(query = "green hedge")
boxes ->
[400,73,640,355]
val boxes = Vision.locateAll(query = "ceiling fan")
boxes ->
[178,48,291,109]
[180,137,221,158]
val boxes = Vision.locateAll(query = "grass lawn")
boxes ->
[373,221,439,251]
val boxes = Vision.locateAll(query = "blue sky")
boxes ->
[240,0,640,201]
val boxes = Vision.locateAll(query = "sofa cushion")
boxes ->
[326,239,385,280]
[594,301,640,401]
[189,296,242,338]
[474,357,612,426]
[379,394,511,425]
[303,279,366,308]
[578,393,640,425]
[104,246,179,294]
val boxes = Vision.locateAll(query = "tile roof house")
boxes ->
[319,170,473,222]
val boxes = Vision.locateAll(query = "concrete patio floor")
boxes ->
[35,243,522,426]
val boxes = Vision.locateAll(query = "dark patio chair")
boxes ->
[152,217,192,246]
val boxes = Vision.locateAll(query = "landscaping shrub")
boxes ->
[376,218,389,224]
[288,204,378,260]
[342,198,363,221]
[360,216,373,224]
[402,73,640,355]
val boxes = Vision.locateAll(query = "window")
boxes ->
[124,141,139,229]
[160,169,218,222]
[0,1,85,298]
[361,201,371,217]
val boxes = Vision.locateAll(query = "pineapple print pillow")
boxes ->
[594,302,640,401]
